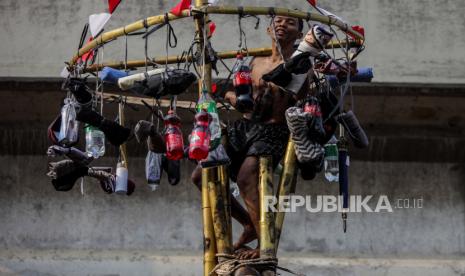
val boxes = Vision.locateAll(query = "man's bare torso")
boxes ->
[249,56,296,124]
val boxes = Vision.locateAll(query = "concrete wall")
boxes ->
[1,156,464,258]
[1,0,465,83]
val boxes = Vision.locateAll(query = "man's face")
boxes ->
[267,16,302,44]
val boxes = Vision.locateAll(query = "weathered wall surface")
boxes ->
[1,156,464,258]
[1,0,465,83]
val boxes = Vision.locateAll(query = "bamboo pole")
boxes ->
[103,92,233,110]
[194,2,219,275]
[207,166,233,260]
[202,168,218,276]
[259,156,276,259]
[68,6,364,68]
[204,6,364,40]
[84,38,359,72]
[218,165,233,248]
[274,139,298,254]
[84,48,270,72]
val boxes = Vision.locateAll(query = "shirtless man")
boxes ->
[191,15,307,260]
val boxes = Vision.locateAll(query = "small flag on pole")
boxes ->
[108,0,122,14]
[307,0,317,7]
[170,0,191,16]
[80,37,95,62]
[208,21,216,37]
[89,1,122,39]
[349,25,365,39]
[89,13,112,37]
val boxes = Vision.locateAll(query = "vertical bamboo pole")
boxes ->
[274,139,298,253]
[259,156,276,259]
[194,0,212,95]
[208,166,233,260]
[218,165,233,252]
[202,168,217,275]
[194,1,217,274]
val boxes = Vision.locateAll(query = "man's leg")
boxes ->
[235,156,261,259]
[191,165,257,250]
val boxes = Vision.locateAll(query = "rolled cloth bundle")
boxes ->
[100,67,129,84]
[162,155,181,186]
[87,168,135,195]
[47,145,93,166]
[118,68,197,98]
[285,107,324,163]
[76,107,131,146]
[132,68,197,98]
[262,25,331,94]
[118,68,166,91]
[134,120,165,153]
[47,160,82,180]
[336,110,369,149]
[66,78,93,105]
[199,144,230,169]
[47,160,135,195]
[47,160,88,191]
[326,67,373,88]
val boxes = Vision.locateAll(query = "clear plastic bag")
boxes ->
[146,151,163,191]
[58,98,79,146]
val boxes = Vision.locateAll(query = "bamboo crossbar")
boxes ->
[204,5,363,40]
[102,92,233,110]
[83,37,359,72]
[68,5,364,68]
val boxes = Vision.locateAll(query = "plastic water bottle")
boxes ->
[164,110,184,160]
[189,109,212,160]
[232,54,254,113]
[85,125,105,158]
[115,162,128,195]
[324,136,339,182]
[197,89,221,150]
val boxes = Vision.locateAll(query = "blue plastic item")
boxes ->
[327,67,373,87]
[100,67,129,84]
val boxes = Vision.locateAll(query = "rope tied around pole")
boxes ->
[210,254,305,276]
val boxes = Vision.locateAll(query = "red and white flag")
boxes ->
[307,0,317,7]
[79,37,95,63]
[89,13,112,37]
[89,0,122,37]
[208,21,216,37]
[349,25,365,39]
[108,0,122,14]
[170,0,191,16]
[170,0,217,16]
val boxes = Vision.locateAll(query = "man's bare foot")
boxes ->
[236,248,260,260]
[233,225,257,251]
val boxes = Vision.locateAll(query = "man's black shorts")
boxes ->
[226,118,289,182]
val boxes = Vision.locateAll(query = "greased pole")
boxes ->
[274,138,298,253]
[194,1,218,275]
